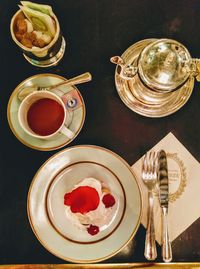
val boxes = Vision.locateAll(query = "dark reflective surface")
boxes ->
[0,0,200,264]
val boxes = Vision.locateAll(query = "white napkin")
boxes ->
[131,132,200,244]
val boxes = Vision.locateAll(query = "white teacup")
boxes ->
[18,91,75,140]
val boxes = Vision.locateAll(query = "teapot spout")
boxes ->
[110,55,125,66]
[110,55,138,80]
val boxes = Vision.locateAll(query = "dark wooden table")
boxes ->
[0,0,200,264]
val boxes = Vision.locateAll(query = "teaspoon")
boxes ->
[17,72,92,101]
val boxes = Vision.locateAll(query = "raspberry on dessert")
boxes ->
[87,224,99,235]
[102,193,116,208]
[63,178,117,236]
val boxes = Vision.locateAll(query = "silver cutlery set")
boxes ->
[142,150,172,262]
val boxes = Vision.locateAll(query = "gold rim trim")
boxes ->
[27,145,142,263]
[7,73,86,151]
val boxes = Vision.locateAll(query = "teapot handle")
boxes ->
[110,56,138,80]
[191,58,200,81]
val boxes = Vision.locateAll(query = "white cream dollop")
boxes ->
[65,177,117,232]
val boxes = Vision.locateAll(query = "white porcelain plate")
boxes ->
[27,145,142,263]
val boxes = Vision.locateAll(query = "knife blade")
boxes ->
[158,150,172,262]
[158,150,169,208]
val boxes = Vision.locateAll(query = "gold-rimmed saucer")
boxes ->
[114,39,194,117]
[7,74,86,151]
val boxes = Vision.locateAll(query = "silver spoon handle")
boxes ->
[144,191,157,260]
[48,72,92,90]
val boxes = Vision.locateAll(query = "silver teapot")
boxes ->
[111,38,200,93]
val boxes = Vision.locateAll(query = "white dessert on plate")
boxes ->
[64,177,117,236]
[46,161,126,243]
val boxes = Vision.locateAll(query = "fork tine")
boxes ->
[142,153,148,174]
[149,151,154,172]
[153,152,158,174]
[143,151,158,180]
[142,150,158,260]
[146,151,153,173]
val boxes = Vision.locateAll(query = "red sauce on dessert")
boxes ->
[64,186,100,214]
[27,98,64,136]
[102,193,116,208]
[64,183,116,236]
[87,224,99,236]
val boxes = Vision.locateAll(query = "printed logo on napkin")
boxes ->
[131,132,200,244]
[154,153,187,203]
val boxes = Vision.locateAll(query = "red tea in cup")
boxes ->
[18,91,75,140]
[27,98,65,136]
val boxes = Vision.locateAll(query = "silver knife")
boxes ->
[158,150,172,262]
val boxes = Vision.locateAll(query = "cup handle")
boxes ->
[60,125,75,139]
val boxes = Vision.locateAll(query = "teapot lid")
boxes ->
[138,39,192,92]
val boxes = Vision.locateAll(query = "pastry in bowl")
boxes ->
[10,1,65,66]
[14,1,56,49]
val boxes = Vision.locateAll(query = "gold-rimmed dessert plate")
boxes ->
[7,74,85,151]
[27,145,142,263]
[114,39,194,117]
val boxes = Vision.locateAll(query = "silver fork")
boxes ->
[142,151,158,260]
